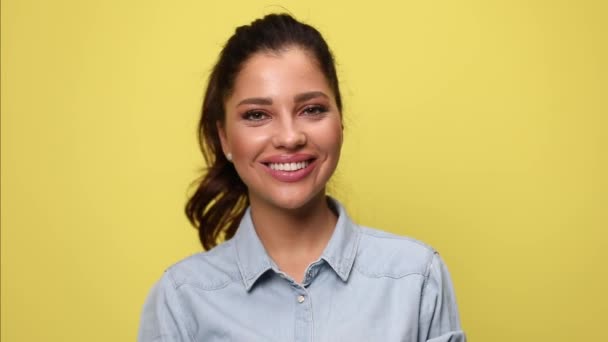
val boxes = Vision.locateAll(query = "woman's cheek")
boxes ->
[230,126,272,161]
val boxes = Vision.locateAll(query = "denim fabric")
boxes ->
[139,200,466,342]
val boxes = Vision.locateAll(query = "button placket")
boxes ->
[293,286,312,342]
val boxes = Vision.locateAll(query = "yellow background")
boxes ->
[2,0,607,341]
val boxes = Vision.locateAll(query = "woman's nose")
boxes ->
[271,120,307,149]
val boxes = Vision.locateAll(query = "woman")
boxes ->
[139,14,465,342]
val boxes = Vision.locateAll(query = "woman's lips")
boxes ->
[261,158,316,183]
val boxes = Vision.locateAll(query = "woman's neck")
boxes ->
[249,193,338,283]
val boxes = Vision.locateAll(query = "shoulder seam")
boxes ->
[422,251,439,291]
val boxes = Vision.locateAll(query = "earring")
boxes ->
[226,153,232,162]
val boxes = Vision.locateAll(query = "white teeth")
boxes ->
[268,161,310,171]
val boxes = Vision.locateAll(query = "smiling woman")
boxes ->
[220,48,342,214]
[138,14,466,342]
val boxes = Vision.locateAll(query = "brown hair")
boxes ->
[185,13,343,250]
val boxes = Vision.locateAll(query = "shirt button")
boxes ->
[297,295,305,303]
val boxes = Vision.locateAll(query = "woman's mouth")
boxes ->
[261,158,316,182]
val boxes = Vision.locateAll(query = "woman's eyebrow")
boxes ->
[237,97,273,106]
[236,92,328,107]
[294,91,329,103]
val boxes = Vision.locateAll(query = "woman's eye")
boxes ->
[302,105,328,116]
[243,111,269,121]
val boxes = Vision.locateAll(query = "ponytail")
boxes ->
[185,158,248,250]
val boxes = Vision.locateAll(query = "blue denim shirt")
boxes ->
[139,200,465,341]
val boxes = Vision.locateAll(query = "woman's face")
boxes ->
[219,47,342,211]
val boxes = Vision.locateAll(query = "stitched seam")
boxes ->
[175,279,234,292]
[233,234,251,288]
[233,230,273,289]
[352,265,425,279]
[326,224,360,279]
[343,225,361,274]
[167,270,196,342]
[170,264,241,291]
[245,266,272,288]
[359,229,436,252]
[421,252,438,292]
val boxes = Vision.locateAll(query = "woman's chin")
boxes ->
[251,189,326,213]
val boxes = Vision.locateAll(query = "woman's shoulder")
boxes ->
[158,240,242,291]
[353,225,439,279]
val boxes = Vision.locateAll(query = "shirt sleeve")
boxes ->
[418,252,466,342]
[138,271,194,342]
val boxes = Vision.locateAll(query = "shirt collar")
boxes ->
[233,197,360,291]
[320,198,360,282]
[233,208,274,291]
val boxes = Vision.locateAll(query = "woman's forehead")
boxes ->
[229,49,333,103]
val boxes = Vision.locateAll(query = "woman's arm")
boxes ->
[418,252,466,342]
